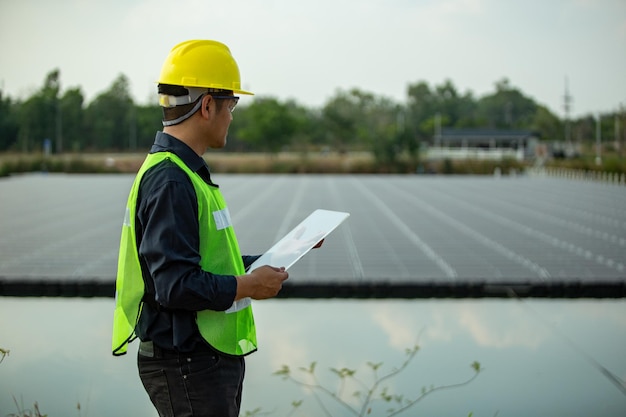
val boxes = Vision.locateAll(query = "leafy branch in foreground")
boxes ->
[273,345,482,417]
[1,347,47,417]
[8,396,48,417]
[1,346,85,417]
[0,346,9,364]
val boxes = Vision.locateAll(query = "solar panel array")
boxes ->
[1,173,624,297]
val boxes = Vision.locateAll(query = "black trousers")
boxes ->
[137,342,245,417]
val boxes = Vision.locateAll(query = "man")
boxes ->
[112,39,289,417]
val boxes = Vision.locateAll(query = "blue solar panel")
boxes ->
[1,173,624,297]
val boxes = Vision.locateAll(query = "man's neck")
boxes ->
[163,125,206,156]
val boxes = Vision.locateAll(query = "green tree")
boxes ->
[572,115,595,143]
[237,97,298,153]
[134,104,162,150]
[15,69,61,152]
[59,87,85,151]
[476,78,537,128]
[531,105,561,141]
[361,96,403,166]
[407,79,478,144]
[322,88,415,168]
[322,89,380,147]
[0,90,19,151]
[406,81,437,143]
[321,89,361,151]
[84,74,134,150]
[1,66,620,160]
[434,79,463,126]
[284,100,323,151]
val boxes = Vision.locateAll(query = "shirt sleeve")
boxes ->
[137,162,237,312]
[242,255,261,271]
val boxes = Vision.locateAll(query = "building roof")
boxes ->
[439,128,539,142]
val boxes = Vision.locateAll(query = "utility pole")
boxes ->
[615,110,621,156]
[396,107,405,134]
[504,101,513,127]
[619,103,626,156]
[54,75,63,154]
[434,112,441,147]
[595,113,602,166]
[56,99,63,154]
[129,104,137,151]
[563,77,573,155]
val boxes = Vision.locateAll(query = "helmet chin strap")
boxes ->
[160,87,229,127]
[162,96,205,127]
[159,87,209,108]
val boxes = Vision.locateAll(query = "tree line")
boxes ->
[0,69,624,164]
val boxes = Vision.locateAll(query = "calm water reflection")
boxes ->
[1,298,625,416]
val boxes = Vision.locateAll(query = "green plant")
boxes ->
[1,347,47,417]
[8,396,48,417]
[240,408,274,417]
[0,347,9,364]
[274,344,482,416]
[1,347,86,417]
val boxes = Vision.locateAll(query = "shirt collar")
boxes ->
[150,131,218,187]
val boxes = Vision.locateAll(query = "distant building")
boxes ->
[427,128,540,161]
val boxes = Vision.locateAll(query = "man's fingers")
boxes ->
[313,239,324,249]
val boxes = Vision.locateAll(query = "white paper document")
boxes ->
[226,209,350,313]
[247,209,350,272]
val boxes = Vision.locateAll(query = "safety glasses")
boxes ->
[210,95,240,113]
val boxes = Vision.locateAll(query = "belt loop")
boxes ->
[139,341,155,358]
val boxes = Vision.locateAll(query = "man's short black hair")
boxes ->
[158,84,189,97]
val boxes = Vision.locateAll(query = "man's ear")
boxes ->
[201,95,212,117]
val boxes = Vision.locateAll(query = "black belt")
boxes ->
[138,340,216,359]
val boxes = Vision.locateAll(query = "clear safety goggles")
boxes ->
[159,87,238,111]
[160,87,239,126]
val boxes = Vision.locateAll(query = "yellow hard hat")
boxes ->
[157,40,253,95]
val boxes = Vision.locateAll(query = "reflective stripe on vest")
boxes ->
[112,151,256,356]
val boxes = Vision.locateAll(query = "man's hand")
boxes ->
[235,265,288,300]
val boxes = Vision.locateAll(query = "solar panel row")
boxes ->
[0,173,624,297]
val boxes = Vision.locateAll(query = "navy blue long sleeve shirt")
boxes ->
[135,132,258,352]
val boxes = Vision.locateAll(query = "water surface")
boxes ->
[1,298,625,416]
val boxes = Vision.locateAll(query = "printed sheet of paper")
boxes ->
[247,209,350,272]
[226,209,349,313]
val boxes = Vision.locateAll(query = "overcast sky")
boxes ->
[1,0,624,118]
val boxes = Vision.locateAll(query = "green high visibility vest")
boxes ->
[112,151,256,357]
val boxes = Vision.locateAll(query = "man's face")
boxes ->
[205,96,236,149]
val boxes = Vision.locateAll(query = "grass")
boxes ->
[0,151,519,176]
[1,149,624,177]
